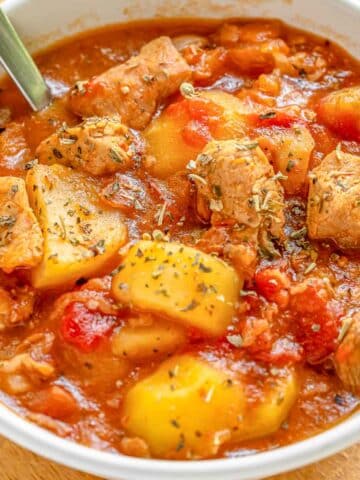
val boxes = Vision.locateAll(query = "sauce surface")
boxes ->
[0,19,359,460]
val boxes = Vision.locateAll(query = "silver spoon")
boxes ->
[0,8,51,111]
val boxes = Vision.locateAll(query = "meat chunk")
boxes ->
[0,177,43,272]
[0,332,55,394]
[69,37,191,130]
[307,150,360,249]
[318,86,360,141]
[35,117,143,176]
[334,312,360,389]
[192,139,285,258]
[0,283,35,331]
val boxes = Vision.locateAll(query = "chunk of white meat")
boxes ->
[334,312,360,390]
[193,139,285,259]
[69,37,191,130]
[0,177,43,272]
[35,117,144,176]
[0,332,55,394]
[0,283,35,331]
[307,150,360,249]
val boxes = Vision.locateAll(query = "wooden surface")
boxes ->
[0,438,359,479]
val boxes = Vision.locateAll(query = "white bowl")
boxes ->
[0,0,360,478]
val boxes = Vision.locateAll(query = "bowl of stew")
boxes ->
[0,0,359,478]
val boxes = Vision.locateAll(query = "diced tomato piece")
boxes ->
[166,97,188,120]
[290,279,329,315]
[186,97,223,121]
[28,385,79,419]
[60,302,117,352]
[250,110,300,128]
[290,280,341,363]
[295,306,340,364]
[167,96,223,147]
[167,96,223,122]
[255,268,290,309]
[182,120,211,148]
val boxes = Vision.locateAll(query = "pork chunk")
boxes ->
[0,177,43,272]
[0,332,55,394]
[307,150,360,249]
[69,37,191,130]
[193,139,285,256]
[334,312,360,390]
[35,117,143,176]
[0,283,35,331]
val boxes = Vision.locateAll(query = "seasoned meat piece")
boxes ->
[69,37,191,130]
[0,332,55,394]
[318,86,360,141]
[334,312,360,389]
[192,139,285,258]
[307,150,360,249]
[0,283,35,331]
[0,177,43,272]
[35,117,143,176]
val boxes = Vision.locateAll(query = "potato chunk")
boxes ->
[144,90,253,178]
[258,126,315,194]
[318,86,360,141]
[122,355,298,458]
[35,117,143,176]
[26,164,127,288]
[111,319,186,361]
[307,150,360,249]
[122,355,245,457]
[237,368,298,441]
[112,241,241,336]
[0,177,43,272]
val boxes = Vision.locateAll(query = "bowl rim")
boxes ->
[0,402,359,479]
[0,0,360,477]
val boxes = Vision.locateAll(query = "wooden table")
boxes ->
[0,439,359,480]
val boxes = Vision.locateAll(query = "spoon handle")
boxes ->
[0,9,51,111]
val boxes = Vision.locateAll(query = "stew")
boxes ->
[0,19,359,460]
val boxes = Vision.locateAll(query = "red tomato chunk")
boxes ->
[60,302,117,352]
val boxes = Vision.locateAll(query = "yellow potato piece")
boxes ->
[0,177,43,272]
[112,241,241,336]
[122,355,298,458]
[259,126,315,194]
[122,354,245,458]
[26,164,127,288]
[144,90,252,178]
[237,368,298,441]
[111,320,186,361]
